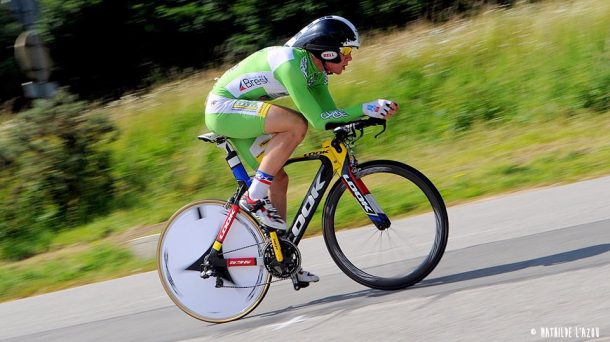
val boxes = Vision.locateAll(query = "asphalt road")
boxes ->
[2,176,610,342]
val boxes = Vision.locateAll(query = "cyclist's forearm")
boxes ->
[315,108,363,130]
[304,86,363,129]
[342,103,365,117]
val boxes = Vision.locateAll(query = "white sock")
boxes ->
[249,169,274,200]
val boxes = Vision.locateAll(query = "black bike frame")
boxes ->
[200,130,389,272]
[283,153,336,245]
[220,135,389,246]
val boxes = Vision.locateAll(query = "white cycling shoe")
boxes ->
[296,267,319,283]
[239,194,286,230]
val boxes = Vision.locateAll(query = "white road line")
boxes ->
[269,315,308,330]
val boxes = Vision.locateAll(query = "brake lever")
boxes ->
[347,124,364,143]
[374,121,387,138]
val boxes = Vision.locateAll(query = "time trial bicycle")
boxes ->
[157,117,449,323]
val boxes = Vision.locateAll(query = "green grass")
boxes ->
[0,244,154,302]
[1,0,610,302]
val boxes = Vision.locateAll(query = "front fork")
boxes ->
[340,158,391,230]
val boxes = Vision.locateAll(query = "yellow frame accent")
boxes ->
[299,139,347,174]
[269,231,284,262]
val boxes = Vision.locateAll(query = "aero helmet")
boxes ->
[285,16,360,64]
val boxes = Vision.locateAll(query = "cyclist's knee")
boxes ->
[264,105,308,139]
[276,117,307,144]
[293,117,308,141]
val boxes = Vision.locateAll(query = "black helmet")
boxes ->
[285,16,360,63]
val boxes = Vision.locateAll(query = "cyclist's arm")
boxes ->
[310,85,365,125]
[275,63,363,130]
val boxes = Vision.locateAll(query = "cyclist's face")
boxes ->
[327,52,352,75]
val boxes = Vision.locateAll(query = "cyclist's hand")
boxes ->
[362,99,399,120]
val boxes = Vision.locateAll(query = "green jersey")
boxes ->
[210,46,364,130]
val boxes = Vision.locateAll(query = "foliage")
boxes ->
[1,0,521,103]
[0,91,117,260]
[100,0,610,235]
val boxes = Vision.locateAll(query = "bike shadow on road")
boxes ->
[418,243,610,288]
[250,287,394,320]
[251,244,610,320]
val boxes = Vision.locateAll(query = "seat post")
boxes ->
[198,133,251,187]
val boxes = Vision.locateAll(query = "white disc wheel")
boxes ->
[157,200,271,323]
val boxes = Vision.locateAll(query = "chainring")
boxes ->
[263,238,301,278]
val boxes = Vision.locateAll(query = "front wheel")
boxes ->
[157,200,271,323]
[322,160,449,290]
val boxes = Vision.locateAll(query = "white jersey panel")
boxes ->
[267,47,295,72]
[225,71,287,98]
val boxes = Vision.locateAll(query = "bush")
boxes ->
[0,91,118,260]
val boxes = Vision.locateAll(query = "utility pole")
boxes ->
[2,0,57,98]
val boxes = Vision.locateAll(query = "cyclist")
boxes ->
[204,15,398,285]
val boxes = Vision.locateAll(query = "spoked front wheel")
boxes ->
[322,160,449,290]
[157,200,271,323]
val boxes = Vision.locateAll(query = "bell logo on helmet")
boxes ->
[321,51,338,60]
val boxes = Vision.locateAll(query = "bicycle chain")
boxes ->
[218,277,289,289]
[217,141,358,289]
[216,241,265,256]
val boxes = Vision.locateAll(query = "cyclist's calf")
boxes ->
[269,169,289,219]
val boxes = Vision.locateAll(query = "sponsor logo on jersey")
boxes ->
[231,100,258,111]
[239,75,269,92]
[321,110,348,119]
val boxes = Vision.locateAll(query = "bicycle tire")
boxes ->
[157,199,271,323]
[322,160,449,290]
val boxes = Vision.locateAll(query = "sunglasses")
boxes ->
[339,47,353,56]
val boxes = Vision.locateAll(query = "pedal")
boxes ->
[290,275,310,291]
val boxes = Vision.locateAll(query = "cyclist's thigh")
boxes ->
[204,95,270,139]
[204,95,295,170]
[264,104,307,134]
[230,135,274,170]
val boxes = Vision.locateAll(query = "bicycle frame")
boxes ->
[197,129,390,280]
[219,134,390,238]
[160,120,449,321]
